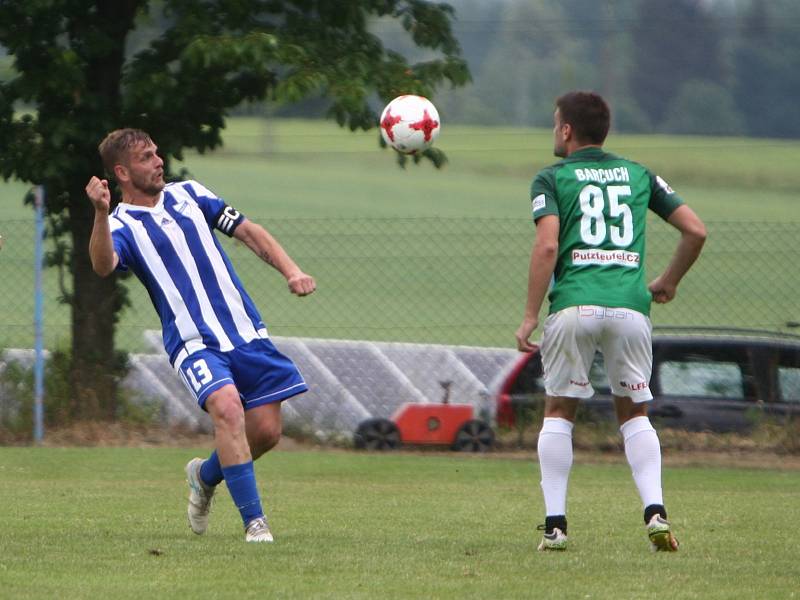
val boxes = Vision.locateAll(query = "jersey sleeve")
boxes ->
[181,180,245,237]
[647,172,684,220]
[530,168,560,222]
[110,216,132,272]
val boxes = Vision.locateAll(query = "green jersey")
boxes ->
[530,147,683,316]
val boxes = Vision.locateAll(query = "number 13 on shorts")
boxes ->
[184,358,213,392]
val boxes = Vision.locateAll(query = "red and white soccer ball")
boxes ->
[379,95,441,154]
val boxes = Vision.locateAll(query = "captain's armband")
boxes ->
[215,205,245,236]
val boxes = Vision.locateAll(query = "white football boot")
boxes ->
[245,517,274,543]
[647,514,679,552]
[185,458,215,535]
[537,525,568,551]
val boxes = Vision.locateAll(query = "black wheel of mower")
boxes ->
[452,419,494,452]
[354,418,401,451]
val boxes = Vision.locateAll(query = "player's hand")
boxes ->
[85,176,111,212]
[648,276,677,304]
[515,317,539,352]
[287,272,316,296]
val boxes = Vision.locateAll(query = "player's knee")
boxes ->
[206,388,245,432]
[250,422,281,458]
[543,396,578,421]
[615,396,648,424]
[543,407,573,421]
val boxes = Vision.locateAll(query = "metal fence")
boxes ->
[1,217,799,353]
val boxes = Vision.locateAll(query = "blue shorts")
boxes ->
[175,338,307,410]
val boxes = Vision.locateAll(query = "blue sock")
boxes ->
[199,451,223,487]
[221,461,264,526]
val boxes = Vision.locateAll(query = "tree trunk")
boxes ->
[62,0,141,420]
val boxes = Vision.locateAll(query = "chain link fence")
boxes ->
[1,217,798,352]
[1,217,799,437]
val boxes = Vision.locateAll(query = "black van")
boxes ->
[495,330,800,433]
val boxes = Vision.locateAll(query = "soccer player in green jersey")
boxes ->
[515,91,706,552]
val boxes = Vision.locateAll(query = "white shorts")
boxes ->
[540,305,653,402]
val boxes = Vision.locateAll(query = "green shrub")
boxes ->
[0,348,159,442]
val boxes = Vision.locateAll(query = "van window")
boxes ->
[659,360,744,399]
[778,367,800,403]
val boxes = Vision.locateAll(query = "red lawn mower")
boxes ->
[353,381,495,452]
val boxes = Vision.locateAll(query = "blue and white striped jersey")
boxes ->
[109,180,266,365]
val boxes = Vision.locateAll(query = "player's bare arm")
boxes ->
[648,205,706,304]
[85,176,119,277]
[516,214,560,352]
[233,219,316,296]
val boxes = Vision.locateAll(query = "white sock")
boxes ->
[621,416,663,509]
[537,417,574,516]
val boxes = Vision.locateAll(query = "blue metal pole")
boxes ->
[33,185,45,444]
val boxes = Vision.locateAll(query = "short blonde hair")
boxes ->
[98,128,153,176]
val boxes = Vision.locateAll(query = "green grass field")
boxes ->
[1,119,799,351]
[0,447,797,599]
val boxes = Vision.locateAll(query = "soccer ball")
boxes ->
[379,95,441,154]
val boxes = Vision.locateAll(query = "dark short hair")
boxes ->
[98,128,153,176]
[555,91,610,145]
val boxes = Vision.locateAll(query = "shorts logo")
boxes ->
[620,380,648,391]
[579,306,632,320]
[572,248,640,268]
[532,194,546,213]
[569,379,590,387]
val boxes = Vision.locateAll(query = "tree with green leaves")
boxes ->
[0,0,469,418]
[732,0,800,139]
[629,0,726,128]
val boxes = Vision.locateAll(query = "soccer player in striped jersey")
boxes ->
[86,128,316,543]
[515,92,706,552]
